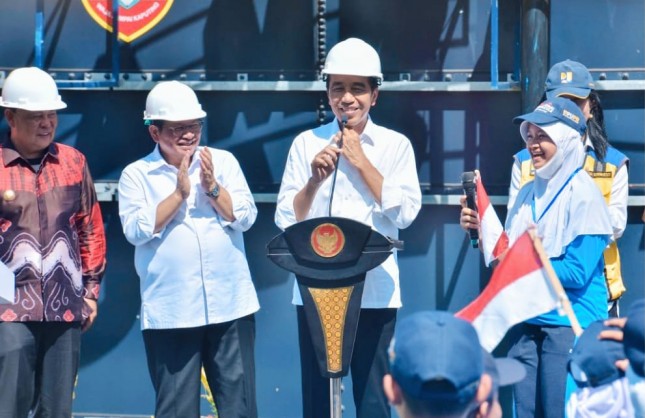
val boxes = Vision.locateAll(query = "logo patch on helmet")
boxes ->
[82,0,174,43]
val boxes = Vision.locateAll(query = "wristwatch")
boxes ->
[205,182,220,199]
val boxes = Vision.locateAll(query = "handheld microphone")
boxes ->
[461,171,479,248]
[328,115,348,216]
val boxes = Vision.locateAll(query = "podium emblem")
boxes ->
[311,223,345,258]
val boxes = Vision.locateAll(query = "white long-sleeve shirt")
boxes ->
[275,119,421,308]
[119,145,259,329]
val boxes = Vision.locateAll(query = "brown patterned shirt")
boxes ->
[0,137,106,322]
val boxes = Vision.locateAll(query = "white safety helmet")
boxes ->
[143,81,207,121]
[321,38,383,84]
[0,67,66,111]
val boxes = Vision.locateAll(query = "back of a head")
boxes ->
[143,80,207,122]
[0,67,67,111]
[321,38,383,84]
[567,320,635,417]
[569,320,626,388]
[544,59,610,160]
[390,311,484,417]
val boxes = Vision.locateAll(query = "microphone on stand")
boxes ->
[328,115,348,216]
[461,171,479,248]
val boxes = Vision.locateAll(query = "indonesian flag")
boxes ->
[476,174,509,266]
[456,231,561,352]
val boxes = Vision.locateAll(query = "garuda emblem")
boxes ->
[311,223,345,258]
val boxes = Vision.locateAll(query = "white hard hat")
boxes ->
[143,81,207,121]
[0,67,66,111]
[321,38,383,83]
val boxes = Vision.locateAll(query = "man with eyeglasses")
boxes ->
[0,67,107,417]
[118,81,259,418]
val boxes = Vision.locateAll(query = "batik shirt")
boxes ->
[0,137,106,322]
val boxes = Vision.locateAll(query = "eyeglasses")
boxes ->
[163,121,203,137]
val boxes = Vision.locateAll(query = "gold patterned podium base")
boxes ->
[307,286,354,373]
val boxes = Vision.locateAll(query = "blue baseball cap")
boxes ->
[568,320,626,388]
[624,299,645,378]
[389,311,483,403]
[545,59,595,100]
[482,351,526,393]
[513,97,587,136]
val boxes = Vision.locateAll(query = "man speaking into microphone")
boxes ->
[275,38,421,418]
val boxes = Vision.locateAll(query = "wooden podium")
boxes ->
[267,217,398,417]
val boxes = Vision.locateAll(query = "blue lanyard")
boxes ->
[531,167,582,223]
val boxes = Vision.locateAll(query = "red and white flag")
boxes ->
[456,231,561,352]
[476,174,509,266]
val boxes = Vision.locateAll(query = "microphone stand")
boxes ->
[328,116,347,217]
[326,116,347,418]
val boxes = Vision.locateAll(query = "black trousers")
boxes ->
[297,306,397,418]
[0,321,80,418]
[143,315,257,418]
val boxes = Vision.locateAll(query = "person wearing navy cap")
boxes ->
[623,299,645,416]
[623,299,645,377]
[597,298,645,416]
[461,97,613,418]
[465,60,630,317]
[543,60,596,99]
[509,60,630,317]
[566,320,634,417]
[383,311,526,418]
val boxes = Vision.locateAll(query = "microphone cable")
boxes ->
[328,115,348,216]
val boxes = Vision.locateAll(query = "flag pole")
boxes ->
[528,229,584,336]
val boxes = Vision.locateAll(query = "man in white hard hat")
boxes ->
[275,38,422,417]
[0,67,107,417]
[118,81,259,418]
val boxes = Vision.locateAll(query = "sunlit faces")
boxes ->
[327,74,378,134]
[525,124,557,169]
[149,119,203,168]
[5,109,58,159]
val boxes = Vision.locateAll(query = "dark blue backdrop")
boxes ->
[0,0,643,416]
